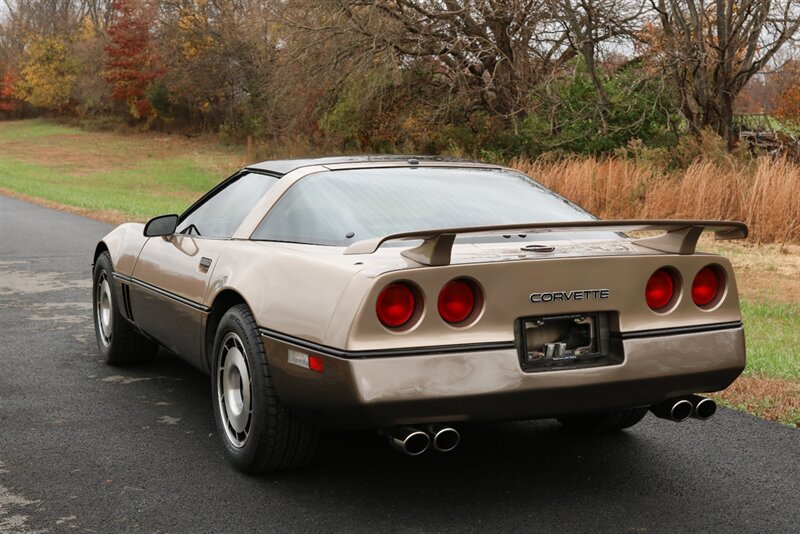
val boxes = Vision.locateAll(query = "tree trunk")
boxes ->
[719,89,735,150]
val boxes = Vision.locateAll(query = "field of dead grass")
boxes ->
[511,156,800,245]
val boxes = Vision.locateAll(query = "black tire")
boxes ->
[92,251,158,365]
[557,407,648,433]
[211,303,319,473]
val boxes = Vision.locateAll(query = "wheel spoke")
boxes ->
[95,273,113,346]
[216,332,252,448]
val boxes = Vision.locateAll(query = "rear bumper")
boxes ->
[262,326,745,429]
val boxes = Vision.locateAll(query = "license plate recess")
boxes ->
[515,312,622,372]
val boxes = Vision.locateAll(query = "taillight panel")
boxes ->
[645,264,729,314]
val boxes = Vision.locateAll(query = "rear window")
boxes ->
[252,167,601,246]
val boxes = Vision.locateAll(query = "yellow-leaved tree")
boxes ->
[14,36,78,110]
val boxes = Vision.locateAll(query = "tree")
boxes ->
[645,0,800,147]
[304,1,578,123]
[523,58,677,154]
[0,70,19,113]
[545,1,647,117]
[14,35,77,109]
[154,0,282,133]
[105,0,161,120]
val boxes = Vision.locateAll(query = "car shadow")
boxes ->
[143,349,733,531]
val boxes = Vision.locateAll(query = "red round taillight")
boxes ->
[438,279,476,324]
[692,266,721,307]
[646,268,675,311]
[376,282,416,328]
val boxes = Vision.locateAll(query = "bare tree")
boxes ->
[546,1,646,108]
[648,0,800,147]
[312,1,577,122]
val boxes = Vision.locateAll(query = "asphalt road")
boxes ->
[0,194,798,533]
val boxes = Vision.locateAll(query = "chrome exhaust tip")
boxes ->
[650,398,693,422]
[687,395,717,420]
[388,427,430,456]
[428,425,460,453]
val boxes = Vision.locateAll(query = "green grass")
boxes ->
[0,118,87,140]
[0,119,240,220]
[740,300,800,379]
[0,156,219,219]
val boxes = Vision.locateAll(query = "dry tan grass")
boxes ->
[510,156,800,244]
[711,376,800,428]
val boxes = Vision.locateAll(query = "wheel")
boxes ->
[557,407,648,433]
[92,251,158,365]
[211,304,319,473]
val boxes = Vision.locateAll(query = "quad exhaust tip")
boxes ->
[687,394,717,420]
[428,424,460,453]
[387,425,460,456]
[650,395,717,422]
[388,427,430,456]
[650,398,693,422]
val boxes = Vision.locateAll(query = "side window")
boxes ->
[177,173,278,238]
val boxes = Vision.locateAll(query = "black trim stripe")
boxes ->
[259,327,516,359]
[612,321,743,340]
[113,273,210,313]
[261,321,743,359]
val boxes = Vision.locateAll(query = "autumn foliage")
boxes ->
[13,36,77,110]
[774,65,800,122]
[0,71,18,113]
[105,0,161,120]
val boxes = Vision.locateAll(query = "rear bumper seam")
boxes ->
[259,321,742,359]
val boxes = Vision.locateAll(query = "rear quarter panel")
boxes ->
[204,241,363,344]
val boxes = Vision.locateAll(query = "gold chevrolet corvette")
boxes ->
[92,156,747,472]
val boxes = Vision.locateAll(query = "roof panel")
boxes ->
[245,155,479,175]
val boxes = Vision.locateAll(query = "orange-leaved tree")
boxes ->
[0,70,19,114]
[775,62,800,123]
[105,0,162,121]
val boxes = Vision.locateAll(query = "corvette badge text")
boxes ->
[529,288,610,303]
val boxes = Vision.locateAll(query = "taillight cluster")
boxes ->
[376,278,481,329]
[645,265,724,312]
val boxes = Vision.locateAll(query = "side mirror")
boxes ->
[144,214,179,237]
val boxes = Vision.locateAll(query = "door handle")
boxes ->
[199,257,212,272]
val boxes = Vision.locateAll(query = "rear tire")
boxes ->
[92,251,158,365]
[211,304,319,473]
[557,407,648,433]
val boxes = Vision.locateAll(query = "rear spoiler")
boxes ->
[343,220,748,266]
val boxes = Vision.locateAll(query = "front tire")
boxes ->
[211,304,319,473]
[92,251,158,365]
[557,407,648,433]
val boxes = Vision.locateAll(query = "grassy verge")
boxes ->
[739,300,800,379]
[711,299,800,427]
[714,298,800,427]
[2,118,797,426]
[0,118,244,221]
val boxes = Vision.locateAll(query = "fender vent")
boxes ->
[121,282,134,321]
